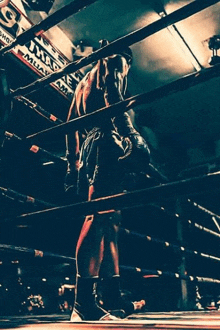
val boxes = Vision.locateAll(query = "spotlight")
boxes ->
[208,35,220,66]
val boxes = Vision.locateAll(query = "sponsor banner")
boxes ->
[0,1,78,100]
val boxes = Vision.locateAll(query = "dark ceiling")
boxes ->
[49,0,219,89]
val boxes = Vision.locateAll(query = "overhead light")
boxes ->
[208,35,220,66]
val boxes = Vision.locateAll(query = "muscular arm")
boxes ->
[103,56,127,105]
[103,55,150,163]
[102,55,137,137]
[65,131,80,173]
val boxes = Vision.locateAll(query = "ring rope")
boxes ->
[25,63,220,140]
[0,0,98,56]
[120,227,220,264]
[1,200,219,263]
[121,266,220,284]
[151,203,220,239]
[0,186,54,208]
[0,243,219,285]
[4,131,66,166]
[188,198,220,224]
[13,171,220,223]
[15,95,63,125]
[189,220,220,238]
[0,243,75,262]
[10,0,219,99]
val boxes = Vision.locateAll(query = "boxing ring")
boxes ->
[1,0,220,328]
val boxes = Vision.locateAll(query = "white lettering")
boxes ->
[35,35,66,66]
[35,44,46,63]
[0,28,12,43]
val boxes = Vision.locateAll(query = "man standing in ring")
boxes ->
[65,40,149,321]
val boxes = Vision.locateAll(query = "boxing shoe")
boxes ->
[102,296,146,318]
[98,276,146,317]
[70,302,119,322]
[70,276,119,322]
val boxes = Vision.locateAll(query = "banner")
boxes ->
[0,1,79,100]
